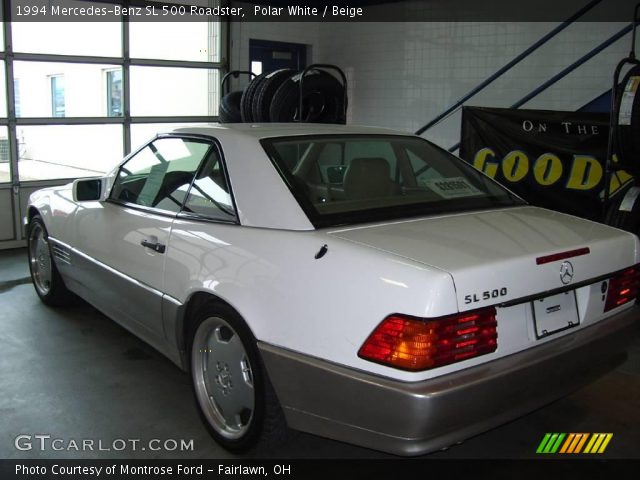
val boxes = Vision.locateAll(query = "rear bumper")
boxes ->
[258,305,638,456]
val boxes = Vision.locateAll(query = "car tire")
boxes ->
[269,69,346,123]
[240,73,268,122]
[252,69,295,122]
[219,91,243,123]
[605,181,640,234]
[189,301,290,452]
[27,215,75,306]
[614,64,640,175]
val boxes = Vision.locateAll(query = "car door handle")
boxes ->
[140,239,166,254]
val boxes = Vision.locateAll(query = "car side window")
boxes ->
[182,146,237,222]
[110,137,210,213]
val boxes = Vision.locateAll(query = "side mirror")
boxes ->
[72,177,107,202]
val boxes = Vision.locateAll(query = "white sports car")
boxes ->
[26,124,639,455]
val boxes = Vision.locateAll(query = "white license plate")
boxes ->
[532,291,579,339]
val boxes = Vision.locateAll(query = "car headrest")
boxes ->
[343,157,392,200]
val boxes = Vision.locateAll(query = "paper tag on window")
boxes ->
[425,177,482,199]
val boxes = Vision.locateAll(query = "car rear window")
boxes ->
[261,134,524,228]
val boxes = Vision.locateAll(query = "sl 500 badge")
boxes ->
[464,287,508,304]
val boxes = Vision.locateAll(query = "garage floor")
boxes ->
[1,247,639,460]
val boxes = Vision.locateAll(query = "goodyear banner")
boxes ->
[459,106,632,221]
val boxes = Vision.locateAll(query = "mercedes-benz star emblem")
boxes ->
[560,261,574,285]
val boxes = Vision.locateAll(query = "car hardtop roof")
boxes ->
[167,123,414,140]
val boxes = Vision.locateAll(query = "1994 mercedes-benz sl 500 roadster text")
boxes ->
[26,124,639,455]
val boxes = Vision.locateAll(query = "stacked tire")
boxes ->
[614,64,640,175]
[238,68,346,124]
[218,90,243,123]
[606,64,640,233]
[605,182,640,232]
[240,69,295,122]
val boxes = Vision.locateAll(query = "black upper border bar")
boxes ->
[7,0,640,22]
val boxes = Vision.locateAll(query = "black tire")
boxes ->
[27,215,75,306]
[614,64,640,175]
[219,91,243,123]
[188,301,289,452]
[605,181,640,233]
[269,69,346,123]
[240,73,268,122]
[252,69,295,122]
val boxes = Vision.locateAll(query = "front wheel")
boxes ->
[27,215,74,306]
[189,302,289,452]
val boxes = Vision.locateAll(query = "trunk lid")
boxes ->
[328,206,639,311]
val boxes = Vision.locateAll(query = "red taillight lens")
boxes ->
[605,266,640,312]
[358,307,497,371]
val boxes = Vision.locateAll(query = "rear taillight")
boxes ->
[605,266,640,312]
[358,307,497,371]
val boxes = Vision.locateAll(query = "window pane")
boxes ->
[14,78,21,117]
[0,63,6,117]
[131,123,202,151]
[50,76,65,117]
[106,70,123,117]
[184,148,236,222]
[265,135,523,226]
[130,66,218,116]
[130,22,216,62]
[0,127,9,183]
[13,62,121,118]
[12,21,120,57]
[111,137,210,212]
[251,61,263,76]
[18,125,123,181]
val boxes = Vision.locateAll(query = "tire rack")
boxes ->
[221,70,256,96]
[296,64,348,124]
[604,3,640,220]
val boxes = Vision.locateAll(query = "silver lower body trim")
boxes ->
[259,306,638,456]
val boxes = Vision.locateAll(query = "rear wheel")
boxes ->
[27,215,74,306]
[189,302,289,452]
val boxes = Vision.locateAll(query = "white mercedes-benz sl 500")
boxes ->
[26,123,639,455]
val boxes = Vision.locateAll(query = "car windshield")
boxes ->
[262,134,525,227]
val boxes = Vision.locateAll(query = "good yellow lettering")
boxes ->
[566,155,602,190]
[502,150,529,182]
[533,153,562,186]
[473,147,499,178]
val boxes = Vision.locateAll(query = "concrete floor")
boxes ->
[1,247,639,460]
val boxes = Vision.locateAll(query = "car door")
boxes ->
[71,135,215,345]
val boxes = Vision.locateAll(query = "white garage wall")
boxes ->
[315,19,629,148]
[231,1,633,150]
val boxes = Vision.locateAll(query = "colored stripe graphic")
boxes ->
[536,433,552,453]
[574,433,589,453]
[559,433,575,453]
[536,433,565,453]
[537,433,613,454]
